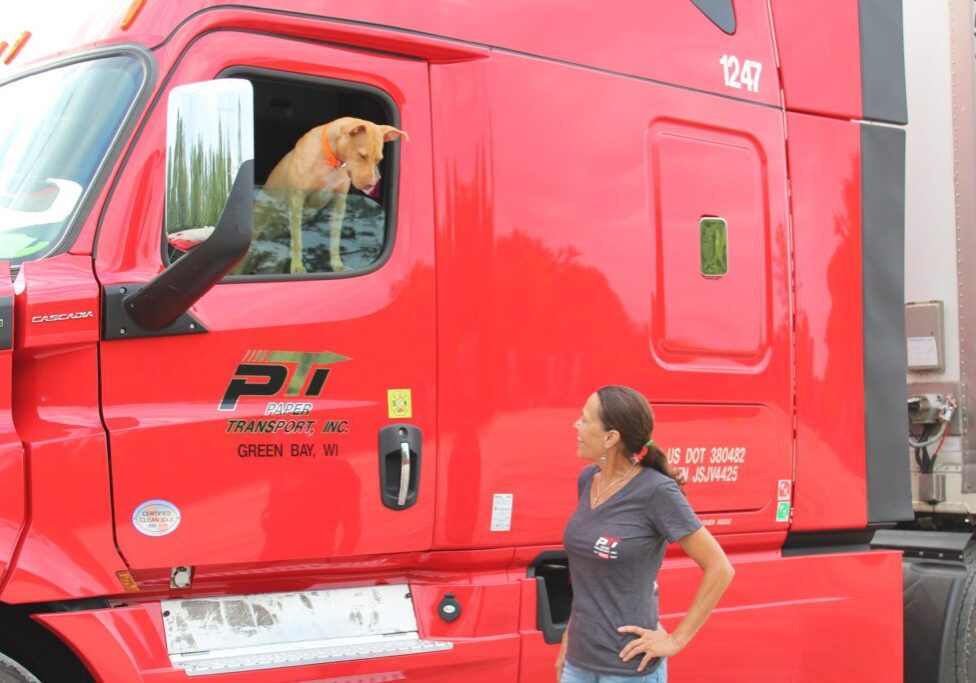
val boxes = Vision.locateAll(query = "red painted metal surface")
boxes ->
[659,548,903,681]
[769,0,863,120]
[120,547,516,601]
[787,112,867,531]
[431,49,792,549]
[0,261,23,587]
[33,549,901,681]
[16,1,781,108]
[0,255,127,602]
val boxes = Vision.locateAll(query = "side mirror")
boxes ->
[121,79,254,332]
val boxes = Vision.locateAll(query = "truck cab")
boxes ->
[0,1,914,681]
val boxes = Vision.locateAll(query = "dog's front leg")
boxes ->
[288,189,306,274]
[329,192,348,272]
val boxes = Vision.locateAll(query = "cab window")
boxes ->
[165,71,401,278]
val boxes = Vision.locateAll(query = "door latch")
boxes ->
[379,424,422,510]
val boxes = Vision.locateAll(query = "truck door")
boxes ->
[94,32,435,569]
[0,263,21,583]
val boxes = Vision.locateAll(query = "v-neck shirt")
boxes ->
[562,464,702,677]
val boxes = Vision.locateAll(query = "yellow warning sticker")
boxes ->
[388,389,412,419]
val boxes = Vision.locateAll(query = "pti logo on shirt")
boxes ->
[593,535,620,559]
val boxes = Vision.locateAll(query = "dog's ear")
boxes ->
[379,125,409,143]
[345,123,367,137]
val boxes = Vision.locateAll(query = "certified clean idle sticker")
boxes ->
[132,499,182,537]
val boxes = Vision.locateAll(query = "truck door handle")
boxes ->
[397,442,411,506]
[379,424,421,510]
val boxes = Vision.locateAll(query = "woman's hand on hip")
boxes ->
[617,623,681,672]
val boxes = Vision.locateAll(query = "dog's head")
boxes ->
[332,118,408,195]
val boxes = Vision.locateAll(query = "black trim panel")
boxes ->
[0,297,12,350]
[862,123,912,524]
[528,550,571,645]
[859,0,908,124]
[782,529,877,557]
[103,284,208,340]
[873,529,975,561]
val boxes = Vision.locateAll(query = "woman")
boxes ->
[557,386,734,682]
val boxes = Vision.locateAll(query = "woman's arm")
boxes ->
[666,526,734,648]
[618,527,734,671]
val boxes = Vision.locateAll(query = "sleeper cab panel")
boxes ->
[787,112,867,531]
[647,121,771,368]
[770,0,907,124]
[770,0,862,120]
[654,404,788,522]
[430,51,790,550]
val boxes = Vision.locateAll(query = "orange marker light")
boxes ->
[3,32,29,66]
[0,42,8,62]
[120,0,147,30]
[115,570,140,593]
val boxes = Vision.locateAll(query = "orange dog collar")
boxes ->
[321,125,344,168]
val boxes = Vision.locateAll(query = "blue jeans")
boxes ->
[560,659,667,683]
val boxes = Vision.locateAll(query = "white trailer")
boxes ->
[904,0,976,521]
[876,3,976,681]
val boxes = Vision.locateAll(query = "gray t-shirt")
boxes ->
[563,464,701,676]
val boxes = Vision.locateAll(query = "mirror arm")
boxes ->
[123,159,254,330]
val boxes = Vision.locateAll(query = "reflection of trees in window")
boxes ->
[166,112,239,235]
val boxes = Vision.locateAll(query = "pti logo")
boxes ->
[593,535,621,560]
[219,350,349,411]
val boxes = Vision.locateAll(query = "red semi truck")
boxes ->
[0,0,953,680]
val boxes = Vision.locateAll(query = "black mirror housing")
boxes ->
[121,159,253,331]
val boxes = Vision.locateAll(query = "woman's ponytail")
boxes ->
[596,386,684,486]
[637,439,684,485]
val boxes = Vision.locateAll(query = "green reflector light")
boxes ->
[700,217,728,278]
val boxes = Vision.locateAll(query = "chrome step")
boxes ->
[174,633,452,676]
[161,585,452,676]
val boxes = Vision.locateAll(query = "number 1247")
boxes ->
[720,55,762,93]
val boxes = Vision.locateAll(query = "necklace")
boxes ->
[593,460,637,505]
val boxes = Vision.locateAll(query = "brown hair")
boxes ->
[596,385,682,484]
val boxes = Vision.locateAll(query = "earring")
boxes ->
[600,448,607,464]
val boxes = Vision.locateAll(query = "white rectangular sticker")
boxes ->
[490,493,513,532]
[907,336,939,368]
[777,479,792,501]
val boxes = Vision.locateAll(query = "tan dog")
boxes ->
[262,117,408,274]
